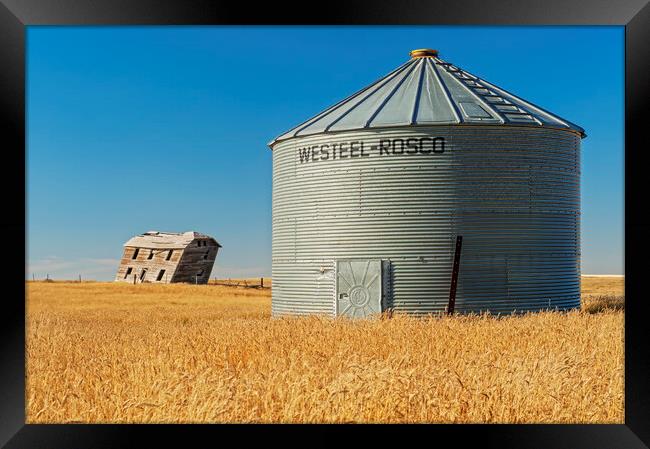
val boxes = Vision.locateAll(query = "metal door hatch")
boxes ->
[335,259,383,318]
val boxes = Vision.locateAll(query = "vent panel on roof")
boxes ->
[459,102,492,119]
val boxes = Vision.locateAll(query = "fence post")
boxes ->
[261,277,264,288]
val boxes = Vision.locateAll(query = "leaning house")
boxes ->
[115,231,221,284]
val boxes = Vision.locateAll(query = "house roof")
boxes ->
[269,49,585,147]
[124,231,222,249]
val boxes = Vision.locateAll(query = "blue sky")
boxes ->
[26,26,624,280]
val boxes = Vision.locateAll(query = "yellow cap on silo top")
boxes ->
[409,48,439,58]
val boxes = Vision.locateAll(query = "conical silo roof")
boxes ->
[270,49,585,146]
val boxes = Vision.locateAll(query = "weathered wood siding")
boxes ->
[171,240,219,284]
[115,246,183,284]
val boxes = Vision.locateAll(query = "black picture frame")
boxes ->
[2,0,648,447]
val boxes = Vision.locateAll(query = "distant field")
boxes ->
[26,276,624,424]
[581,276,625,313]
[581,275,624,295]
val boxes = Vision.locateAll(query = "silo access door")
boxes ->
[335,259,383,318]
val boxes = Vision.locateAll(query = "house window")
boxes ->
[140,269,147,281]
[166,250,173,261]
[197,240,203,247]
[157,269,166,281]
[132,248,139,260]
[197,269,204,277]
[124,267,133,278]
[203,250,209,260]
[148,250,154,260]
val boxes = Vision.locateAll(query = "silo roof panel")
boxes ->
[327,60,419,132]
[368,58,425,127]
[295,61,413,136]
[434,65,503,123]
[415,59,459,123]
[270,51,585,146]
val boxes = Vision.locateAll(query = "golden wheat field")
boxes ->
[26,276,624,424]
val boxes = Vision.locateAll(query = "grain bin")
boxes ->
[269,49,584,317]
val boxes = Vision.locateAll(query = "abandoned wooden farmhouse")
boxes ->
[115,231,221,284]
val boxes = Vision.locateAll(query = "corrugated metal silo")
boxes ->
[269,49,584,317]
